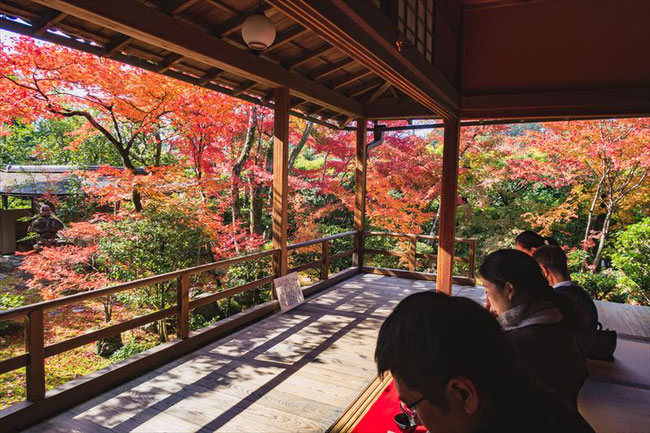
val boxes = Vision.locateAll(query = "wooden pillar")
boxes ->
[272,87,290,281]
[436,118,460,294]
[353,119,367,269]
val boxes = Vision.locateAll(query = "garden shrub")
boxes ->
[574,271,627,303]
[0,293,24,333]
[610,218,650,305]
[108,341,156,363]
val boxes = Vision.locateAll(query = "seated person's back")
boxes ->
[480,249,588,407]
[375,291,593,433]
[533,245,598,352]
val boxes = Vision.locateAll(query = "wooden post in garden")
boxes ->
[272,87,290,289]
[25,309,45,401]
[353,119,367,270]
[436,118,460,294]
[408,235,417,271]
[177,274,189,339]
[321,240,330,280]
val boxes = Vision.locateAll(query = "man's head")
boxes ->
[375,292,515,433]
[515,230,558,256]
[532,245,570,286]
[40,205,51,218]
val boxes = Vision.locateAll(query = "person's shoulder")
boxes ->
[508,382,595,433]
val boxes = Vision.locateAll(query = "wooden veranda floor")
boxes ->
[24,274,650,433]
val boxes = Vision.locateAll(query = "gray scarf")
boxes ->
[498,301,563,331]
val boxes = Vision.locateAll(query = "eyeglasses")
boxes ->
[400,394,428,420]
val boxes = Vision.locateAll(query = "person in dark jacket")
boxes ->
[480,249,588,407]
[375,291,593,433]
[533,245,599,352]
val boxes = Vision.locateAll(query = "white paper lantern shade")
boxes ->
[241,14,276,50]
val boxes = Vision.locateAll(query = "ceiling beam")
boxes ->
[32,10,66,36]
[364,81,392,103]
[348,79,383,98]
[285,44,333,70]
[32,0,363,118]
[460,88,650,120]
[330,69,373,90]
[204,0,239,16]
[311,58,356,81]
[156,53,184,73]
[196,68,223,86]
[266,0,458,118]
[213,3,272,37]
[232,80,257,96]
[164,0,200,15]
[103,34,131,57]
[261,25,308,53]
[364,102,436,120]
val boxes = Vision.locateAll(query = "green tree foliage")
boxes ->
[99,208,208,341]
[0,117,122,166]
[610,218,650,304]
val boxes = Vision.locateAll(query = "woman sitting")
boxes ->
[515,230,558,256]
[480,249,587,407]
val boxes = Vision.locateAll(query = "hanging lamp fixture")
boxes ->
[241,0,276,50]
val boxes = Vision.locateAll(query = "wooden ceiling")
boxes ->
[0,0,459,127]
[0,0,647,125]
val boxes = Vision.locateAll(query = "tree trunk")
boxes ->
[288,121,313,172]
[583,173,606,246]
[132,188,143,212]
[592,206,613,272]
[249,179,264,235]
[154,131,163,167]
[231,107,258,223]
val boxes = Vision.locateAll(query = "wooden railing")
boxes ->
[287,230,357,280]
[363,231,477,285]
[0,229,473,430]
[0,249,279,403]
[0,231,360,423]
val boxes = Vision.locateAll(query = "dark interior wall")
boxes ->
[461,0,650,95]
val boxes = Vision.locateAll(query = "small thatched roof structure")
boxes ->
[0,165,145,197]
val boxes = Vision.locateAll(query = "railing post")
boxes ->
[25,309,45,402]
[321,240,330,280]
[177,274,189,339]
[408,235,417,271]
[468,239,477,281]
[271,249,281,299]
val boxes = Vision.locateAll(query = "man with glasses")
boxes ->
[375,292,593,433]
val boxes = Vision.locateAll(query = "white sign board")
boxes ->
[274,272,304,312]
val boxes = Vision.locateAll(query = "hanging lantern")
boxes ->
[241,13,276,50]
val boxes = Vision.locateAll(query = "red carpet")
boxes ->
[352,380,428,433]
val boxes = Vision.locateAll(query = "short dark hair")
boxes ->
[515,230,558,250]
[479,249,552,304]
[375,292,515,406]
[533,245,570,279]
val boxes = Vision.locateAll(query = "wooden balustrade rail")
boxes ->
[0,228,477,428]
[363,231,477,285]
[0,248,280,402]
[287,230,357,279]
[0,231,360,412]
